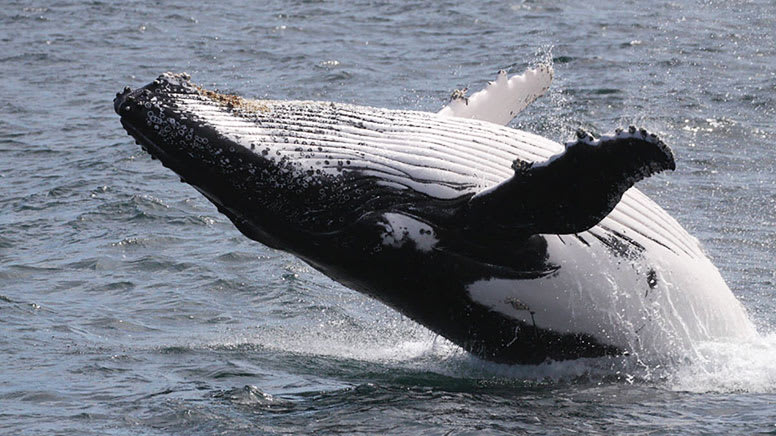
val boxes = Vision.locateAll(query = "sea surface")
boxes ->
[2,1,775,434]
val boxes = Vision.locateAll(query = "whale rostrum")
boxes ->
[114,71,756,364]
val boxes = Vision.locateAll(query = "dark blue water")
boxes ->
[2,1,775,434]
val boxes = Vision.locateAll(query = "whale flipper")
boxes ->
[438,65,553,125]
[464,128,676,236]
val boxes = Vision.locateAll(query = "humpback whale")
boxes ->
[114,67,756,364]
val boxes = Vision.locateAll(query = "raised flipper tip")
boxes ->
[466,126,677,236]
[438,64,555,125]
[564,127,675,174]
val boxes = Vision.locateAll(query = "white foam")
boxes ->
[197,297,774,393]
[669,333,776,393]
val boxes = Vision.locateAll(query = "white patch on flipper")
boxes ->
[379,213,438,252]
[438,64,553,126]
[533,126,669,169]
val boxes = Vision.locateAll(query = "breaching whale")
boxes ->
[114,67,756,364]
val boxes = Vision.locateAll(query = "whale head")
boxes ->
[114,73,327,250]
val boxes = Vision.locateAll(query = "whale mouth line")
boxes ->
[117,105,327,253]
[119,117,194,180]
[120,119,164,160]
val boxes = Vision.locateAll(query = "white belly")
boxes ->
[467,191,757,362]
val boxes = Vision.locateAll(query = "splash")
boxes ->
[668,333,776,393]
[201,303,776,394]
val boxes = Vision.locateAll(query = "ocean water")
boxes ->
[1,0,775,434]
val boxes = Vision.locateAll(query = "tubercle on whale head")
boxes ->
[114,72,271,123]
[113,73,347,254]
[112,72,256,207]
[113,72,193,116]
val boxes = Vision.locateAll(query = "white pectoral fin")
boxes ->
[438,64,554,126]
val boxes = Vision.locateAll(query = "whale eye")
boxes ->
[647,269,658,290]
